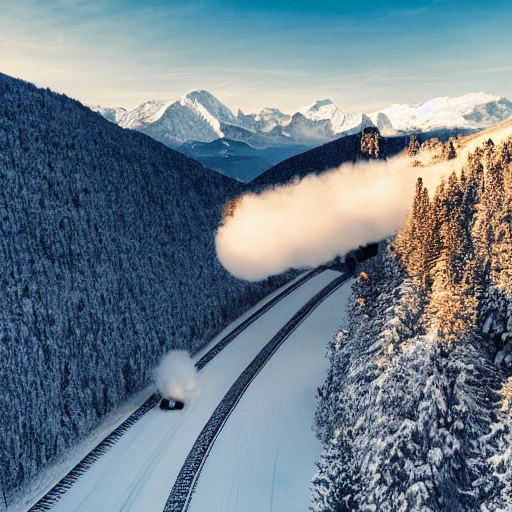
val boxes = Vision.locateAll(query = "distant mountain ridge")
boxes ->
[91,90,512,182]
[251,127,408,189]
[93,91,376,148]
[369,92,512,135]
[92,90,512,149]
[180,138,311,183]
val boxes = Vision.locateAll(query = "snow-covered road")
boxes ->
[188,280,351,512]
[42,270,350,512]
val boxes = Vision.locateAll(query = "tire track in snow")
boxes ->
[269,393,298,512]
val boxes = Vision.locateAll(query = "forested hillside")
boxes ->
[251,127,407,189]
[0,73,292,500]
[312,136,512,511]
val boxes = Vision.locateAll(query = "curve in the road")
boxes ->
[28,267,329,512]
[164,272,350,512]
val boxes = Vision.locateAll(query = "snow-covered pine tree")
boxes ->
[393,177,431,286]
[313,134,512,511]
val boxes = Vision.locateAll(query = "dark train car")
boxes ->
[342,242,380,274]
[159,397,185,410]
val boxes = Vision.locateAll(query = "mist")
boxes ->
[216,154,461,281]
[154,350,198,402]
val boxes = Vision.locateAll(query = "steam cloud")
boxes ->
[216,155,458,281]
[154,350,198,402]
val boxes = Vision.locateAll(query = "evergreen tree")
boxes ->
[360,128,380,159]
[407,135,421,157]
[442,139,457,160]
[313,134,512,511]
[393,177,431,285]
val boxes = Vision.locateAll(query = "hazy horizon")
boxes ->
[1,0,511,114]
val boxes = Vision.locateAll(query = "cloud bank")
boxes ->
[215,155,456,281]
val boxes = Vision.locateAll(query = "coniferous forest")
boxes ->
[0,73,293,500]
[312,136,512,511]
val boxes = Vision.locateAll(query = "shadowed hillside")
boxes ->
[0,73,294,499]
[250,128,408,189]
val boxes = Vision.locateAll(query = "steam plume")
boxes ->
[216,155,457,281]
[215,123,512,282]
[154,350,198,402]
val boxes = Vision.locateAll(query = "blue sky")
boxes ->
[1,0,511,113]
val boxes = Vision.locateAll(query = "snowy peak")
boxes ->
[300,99,336,117]
[181,89,238,126]
[259,107,288,118]
[114,90,241,145]
[300,99,342,126]
[297,99,374,136]
[237,107,291,133]
[89,105,127,124]
[369,92,512,134]
[255,107,290,125]
[118,100,173,130]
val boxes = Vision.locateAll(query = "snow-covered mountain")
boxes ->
[117,91,233,146]
[233,99,374,144]
[92,92,375,148]
[93,90,512,151]
[232,100,373,142]
[236,107,291,133]
[369,92,512,135]
[299,99,373,135]
[90,90,512,183]
[117,100,172,129]
[89,105,127,124]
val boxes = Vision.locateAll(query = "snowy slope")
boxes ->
[184,89,239,126]
[117,100,173,129]
[368,92,512,134]
[26,270,344,512]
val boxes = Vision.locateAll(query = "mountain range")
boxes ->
[91,90,512,182]
[94,90,512,146]
[92,90,374,148]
